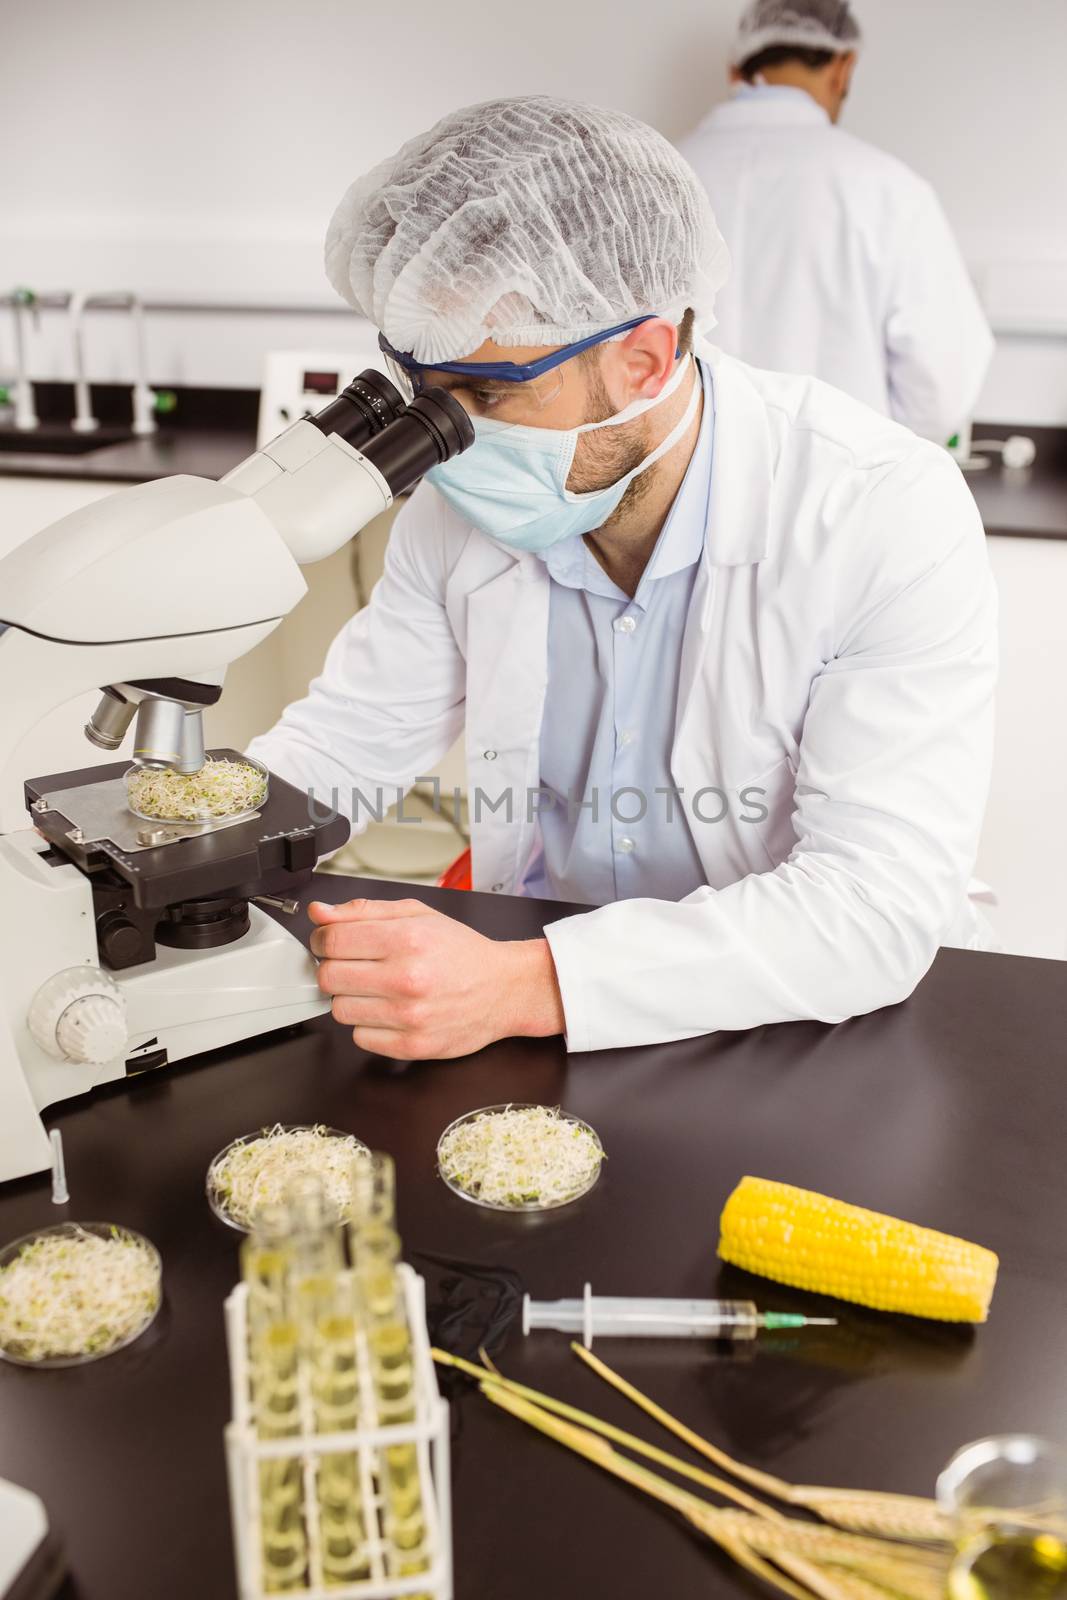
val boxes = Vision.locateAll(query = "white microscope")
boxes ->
[0,374,473,1182]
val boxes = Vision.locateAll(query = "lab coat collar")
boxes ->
[698,352,773,578]
[674,352,773,754]
[703,84,830,130]
[640,360,713,586]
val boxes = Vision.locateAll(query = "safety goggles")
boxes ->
[378,315,660,412]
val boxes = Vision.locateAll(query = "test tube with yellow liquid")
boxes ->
[289,1179,370,1588]
[242,1204,308,1593]
[349,1151,396,1247]
[354,1219,431,1590]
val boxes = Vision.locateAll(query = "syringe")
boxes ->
[523,1283,837,1348]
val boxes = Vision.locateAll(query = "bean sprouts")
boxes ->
[126,757,267,821]
[0,1225,161,1364]
[208,1125,368,1231]
[438,1105,603,1209]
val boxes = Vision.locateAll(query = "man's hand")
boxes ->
[308,897,566,1060]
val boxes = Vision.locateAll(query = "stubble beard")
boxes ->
[565,363,658,528]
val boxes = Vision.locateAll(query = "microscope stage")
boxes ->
[29,773,256,854]
[24,752,348,912]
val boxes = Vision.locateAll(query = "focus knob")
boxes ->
[28,968,128,1065]
[96,911,145,969]
[55,994,128,1065]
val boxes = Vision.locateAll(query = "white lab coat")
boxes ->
[248,352,997,1054]
[677,90,994,443]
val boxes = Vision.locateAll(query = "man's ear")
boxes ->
[833,51,857,103]
[614,317,679,400]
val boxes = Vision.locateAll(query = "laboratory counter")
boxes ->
[0,426,256,485]
[1,874,1066,1599]
[964,422,1067,540]
[0,382,258,484]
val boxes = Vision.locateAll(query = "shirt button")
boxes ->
[491,882,504,892]
[614,615,637,634]
[617,836,636,854]
[618,729,637,748]
[483,749,497,761]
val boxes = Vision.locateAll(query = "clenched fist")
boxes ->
[309,896,566,1060]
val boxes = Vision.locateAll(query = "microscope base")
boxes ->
[0,831,328,1184]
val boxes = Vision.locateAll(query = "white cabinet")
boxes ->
[975,534,1067,959]
[0,477,122,557]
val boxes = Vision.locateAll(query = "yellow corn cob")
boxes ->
[718,1176,998,1323]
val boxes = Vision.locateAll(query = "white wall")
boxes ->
[3,0,1065,418]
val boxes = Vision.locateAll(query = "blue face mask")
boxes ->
[427,356,699,553]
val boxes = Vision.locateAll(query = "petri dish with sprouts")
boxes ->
[125,754,268,824]
[436,1103,605,1212]
[206,1124,370,1233]
[0,1222,162,1368]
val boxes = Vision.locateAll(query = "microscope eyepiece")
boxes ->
[228,371,475,564]
[307,368,408,449]
[360,388,475,497]
[300,368,473,495]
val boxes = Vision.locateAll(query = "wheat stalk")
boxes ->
[571,1342,956,1543]
[431,1344,979,1597]
[435,1344,985,1593]
[432,1347,784,1519]
[482,1383,819,1598]
[434,1349,852,1598]
[481,1381,950,1600]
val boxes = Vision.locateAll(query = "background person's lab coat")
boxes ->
[248,352,997,1054]
[677,88,994,442]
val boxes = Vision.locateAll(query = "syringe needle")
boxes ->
[757,1311,838,1331]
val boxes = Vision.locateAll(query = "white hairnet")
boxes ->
[734,0,862,66]
[325,96,730,365]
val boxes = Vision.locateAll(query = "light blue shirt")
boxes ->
[523,361,714,905]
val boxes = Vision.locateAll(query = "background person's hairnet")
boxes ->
[734,0,862,66]
[325,96,730,365]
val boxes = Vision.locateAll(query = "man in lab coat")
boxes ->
[677,0,994,442]
[248,96,996,1060]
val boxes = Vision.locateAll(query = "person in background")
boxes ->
[677,0,994,442]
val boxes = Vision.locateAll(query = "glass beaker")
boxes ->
[937,1435,1067,1599]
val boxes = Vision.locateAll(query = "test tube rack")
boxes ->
[224,1264,452,1600]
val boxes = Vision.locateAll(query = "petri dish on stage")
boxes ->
[206,1123,369,1233]
[0,1221,162,1368]
[436,1102,605,1213]
[125,753,269,825]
